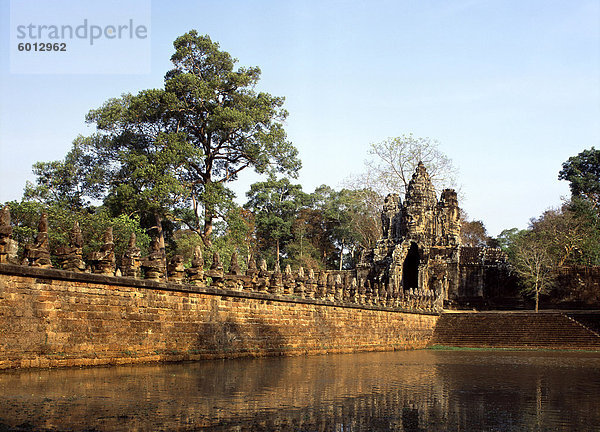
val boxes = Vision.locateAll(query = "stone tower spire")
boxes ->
[405,161,437,206]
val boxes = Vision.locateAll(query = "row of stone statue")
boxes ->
[0,208,440,310]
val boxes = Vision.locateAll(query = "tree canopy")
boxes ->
[559,147,600,210]
[25,31,301,250]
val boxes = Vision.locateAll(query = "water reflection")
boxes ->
[0,350,599,431]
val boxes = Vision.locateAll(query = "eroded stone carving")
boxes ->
[56,221,86,272]
[186,246,205,286]
[89,227,116,275]
[228,251,241,276]
[206,252,224,284]
[0,206,18,264]
[121,233,141,278]
[168,255,185,283]
[359,161,510,307]
[23,213,52,268]
[141,238,165,280]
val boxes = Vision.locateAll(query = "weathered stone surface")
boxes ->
[246,253,258,278]
[361,162,512,306]
[206,251,224,281]
[228,251,242,276]
[167,255,185,283]
[89,227,116,275]
[55,221,86,272]
[141,238,165,281]
[22,213,52,268]
[120,233,141,278]
[185,246,205,286]
[0,206,17,264]
[0,265,438,370]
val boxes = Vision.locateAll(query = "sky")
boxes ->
[1,0,599,236]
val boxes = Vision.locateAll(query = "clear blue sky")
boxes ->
[1,0,599,236]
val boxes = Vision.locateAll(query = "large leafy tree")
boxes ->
[460,216,492,247]
[287,207,331,269]
[310,186,375,270]
[529,205,590,267]
[24,136,107,209]
[245,175,307,268]
[26,31,301,250]
[559,147,600,210]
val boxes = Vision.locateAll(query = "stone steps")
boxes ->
[567,313,600,336]
[430,312,600,350]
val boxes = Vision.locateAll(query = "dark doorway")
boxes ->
[403,243,419,290]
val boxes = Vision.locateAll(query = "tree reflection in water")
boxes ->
[0,350,599,431]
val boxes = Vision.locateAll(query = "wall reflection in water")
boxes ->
[0,350,599,431]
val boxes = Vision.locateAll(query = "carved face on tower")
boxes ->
[401,162,438,241]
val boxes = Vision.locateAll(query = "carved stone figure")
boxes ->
[362,161,511,307]
[121,233,141,278]
[140,238,165,280]
[246,252,258,278]
[23,213,52,268]
[206,251,224,281]
[56,221,85,272]
[228,251,241,275]
[0,206,18,264]
[167,255,185,283]
[186,246,205,286]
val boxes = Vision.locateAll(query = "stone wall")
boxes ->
[0,264,438,369]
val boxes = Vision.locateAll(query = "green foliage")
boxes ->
[25,30,301,247]
[502,200,600,307]
[494,228,523,258]
[244,178,382,270]
[172,205,253,272]
[5,201,149,262]
[245,175,307,266]
[309,186,372,269]
[23,136,107,208]
[559,147,600,209]
[460,218,490,247]
[566,197,600,266]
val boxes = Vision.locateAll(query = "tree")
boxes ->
[244,175,307,268]
[341,188,382,250]
[287,208,331,270]
[460,217,490,247]
[559,147,600,210]
[511,231,556,312]
[495,228,522,254]
[350,134,459,198]
[529,205,588,267]
[567,197,600,266]
[26,31,301,250]
[309,186,383,269]
[23,136,107,209]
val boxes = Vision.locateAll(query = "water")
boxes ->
[0,350,599,431]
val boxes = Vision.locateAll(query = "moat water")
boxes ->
[0,350,599,431]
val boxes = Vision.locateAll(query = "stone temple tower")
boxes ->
[358,161,512,305]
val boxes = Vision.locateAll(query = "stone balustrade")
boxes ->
[0,207,442,313]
